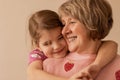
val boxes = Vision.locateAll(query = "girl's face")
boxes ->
[61,15,91,53]
[39,27,68,58]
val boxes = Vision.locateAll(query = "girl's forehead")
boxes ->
[39,27,62,41]
[40,27,62,35]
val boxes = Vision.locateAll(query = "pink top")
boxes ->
[43,52,96,78]
[28,49,120,80]
[96,55,120,80]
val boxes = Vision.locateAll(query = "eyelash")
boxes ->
[42,36,63,46]
[43,41,51,46]
[70,21,75,24]
[58,35,64,40]
[62,21,75,27]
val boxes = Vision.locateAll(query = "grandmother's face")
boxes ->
[61,15,91,53]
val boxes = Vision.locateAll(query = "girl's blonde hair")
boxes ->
[58,0,113,40]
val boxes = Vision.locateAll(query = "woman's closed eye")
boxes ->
[69,21,76,24]
[62,21,75,27]
[58,34,64,40]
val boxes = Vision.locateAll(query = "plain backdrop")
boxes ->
[0,0,120,80]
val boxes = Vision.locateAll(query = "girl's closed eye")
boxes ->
[43,41,51,46]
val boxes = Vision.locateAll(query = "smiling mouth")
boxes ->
[53,48,64,54]
[67,36,77,43]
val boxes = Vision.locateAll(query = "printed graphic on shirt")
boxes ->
[115,70,120,80]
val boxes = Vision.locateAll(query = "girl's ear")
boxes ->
[38,47,42,51]
[36,46,42,51]
[33,44,40,50]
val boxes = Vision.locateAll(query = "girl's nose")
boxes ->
[53,42,60,50]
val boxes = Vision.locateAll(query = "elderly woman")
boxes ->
[57,0,120,79]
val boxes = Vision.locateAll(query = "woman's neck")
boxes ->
[77,40,102,55]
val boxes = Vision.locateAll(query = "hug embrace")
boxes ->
[27,0,120,80]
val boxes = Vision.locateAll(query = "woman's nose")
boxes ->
[62,24,69,35]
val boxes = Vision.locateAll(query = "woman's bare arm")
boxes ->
[72,40,118,79]
[27,60,68,80]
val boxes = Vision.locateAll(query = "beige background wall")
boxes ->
[0,0,119,80]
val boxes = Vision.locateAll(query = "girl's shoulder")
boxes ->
[28,49,47,64]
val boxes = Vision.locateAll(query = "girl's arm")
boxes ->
[93,40,117,69]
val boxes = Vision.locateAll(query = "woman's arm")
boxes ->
[27,49,68,80]
[27,49,81,80]
[27,60,67,80]
[88,40,118,78]
[72,40,118,79]
[27,60,81,80]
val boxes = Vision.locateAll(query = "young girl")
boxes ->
[27,10,117,80]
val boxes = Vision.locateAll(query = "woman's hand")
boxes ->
[78,63,101,79]
[69,72,93,80]
[69,63,101,80]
